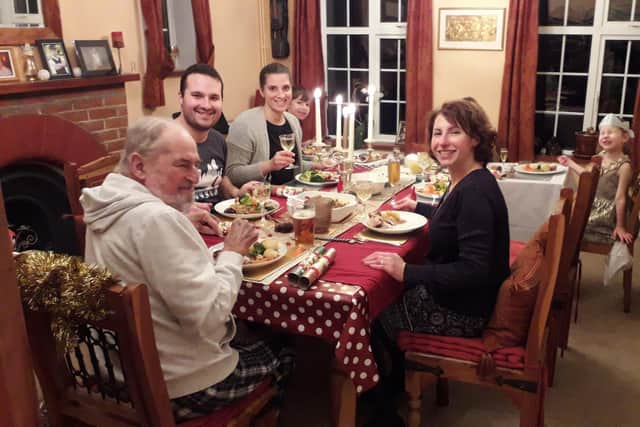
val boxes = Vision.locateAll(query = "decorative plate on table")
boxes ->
[214,198,280,219]
[514,163,567,175]
[209,240,288,270]
[295,171,339,186]
[364,210,427,235]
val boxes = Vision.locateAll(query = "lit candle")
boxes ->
[335,94,343,151]
[342,106,350,154]
[347,104,356,160]
[313,87,322,145]
[366,85,375,143]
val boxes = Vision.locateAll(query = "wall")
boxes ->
[57,0,292,124]
[432,0,509,126]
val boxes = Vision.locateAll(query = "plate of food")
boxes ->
[295,170,339,186]
[414,179,448,201]
[364,210,427,235]
[209,239,287,270]
[214,195,280,219]
[514,162,567,175]
[294,191,357,222]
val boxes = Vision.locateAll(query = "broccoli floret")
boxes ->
[249,242,265,257]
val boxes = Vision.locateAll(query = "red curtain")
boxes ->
[140,0,175,108]
[497,0,539,161]
[404,0,433,154]
[191,0,215,66]
[293,0,325,141]
[632,83,640,171]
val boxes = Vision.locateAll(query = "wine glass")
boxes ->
[416,152,431,182]
[500,148,509,164]
[252,181,272,229]
[279,133,296,170]
[353,180,373,221]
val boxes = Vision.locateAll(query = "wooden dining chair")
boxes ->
[23,282,279,427]
[401,208,567,427]
[577,178,640,314]
[63,153,121,254]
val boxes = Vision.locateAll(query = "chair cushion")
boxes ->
[178,379,273,427]
[482,229,548,352]
[398,332,525,370]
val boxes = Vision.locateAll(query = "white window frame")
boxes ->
[321,0,407,143]
[537,0,639,145]
[0,0,43,27]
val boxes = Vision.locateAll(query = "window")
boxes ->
[322,0,407,143]
[160,0,197,71]
[535,0,639,150]
[0,0,43,27]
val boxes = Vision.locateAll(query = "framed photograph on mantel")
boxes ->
[438,8,505,51]
[74,40,116,77]
[36,39,73,79]
[0,48,18,82]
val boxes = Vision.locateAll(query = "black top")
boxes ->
[404,168,510,318]
[266,120,299,185]
[195,129,227,204]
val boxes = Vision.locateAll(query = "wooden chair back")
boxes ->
[63,153,121,254]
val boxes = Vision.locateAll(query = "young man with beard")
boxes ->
[175,64,258,205]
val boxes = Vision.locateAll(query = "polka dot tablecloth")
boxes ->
[234,279,379,393]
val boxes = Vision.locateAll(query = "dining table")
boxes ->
[203,166,427,427]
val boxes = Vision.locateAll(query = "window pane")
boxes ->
[399,103,406,122]
[327,35,347,67]
[381,103,398,134]
[602,40,628,74]
[399,71,406,101]
[629,41,640,74]
[381,0,400,22]
[28,0,37,13]
[349,0,368,27]
[598,77,624,114]
[14,0,27,14]
[563,35,591,72]
[399,39,406,69]
[350,35,369,68]
[538,35,562,72]
[539,0,565,25]
[380,71,398,100]
[557,114,584,148]
[326,0,347,27]
[350,70,369,103]
[535,113,555,150]
[536,75,559,110]
[608,0,633,21]
[327,104,337,135]
[380,39,398,69]
[401,0,407,22]
[623,77,638,115]
[567,0,595,25]
[559,76,588,112]
[327,70,348,100]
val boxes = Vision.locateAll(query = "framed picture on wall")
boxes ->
[438,8,505,51]
[0,48,18,81]
[74,40,116,77]
[36,39,73,79]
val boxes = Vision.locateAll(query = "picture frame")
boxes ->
[438,8,505,51]
[395,120,406,145]
[0,48,18,81]
[74,40,116,77]
[35,39,73,79]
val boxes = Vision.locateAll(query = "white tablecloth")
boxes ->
[497,171,569,242]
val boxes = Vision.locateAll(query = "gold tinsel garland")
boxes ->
[15,251,119,350]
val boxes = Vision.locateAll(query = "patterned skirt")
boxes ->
[377,285,487,342]
[171,339,295,423]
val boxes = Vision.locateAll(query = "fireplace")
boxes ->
[0,75,139,253]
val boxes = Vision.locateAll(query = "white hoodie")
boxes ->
[81,173,243,398]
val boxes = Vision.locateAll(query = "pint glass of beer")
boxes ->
[291,199,315,246]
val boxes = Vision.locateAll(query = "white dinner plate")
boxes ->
[413,182,446,201]
[363,210,428,235]
[213,198,280,219]
[295,173,339,186]
[514,163,567,176]
[208,242,288,270]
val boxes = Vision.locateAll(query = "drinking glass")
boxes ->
[252,181,272,229]
[279,133,296,170]
[291,199,315,246]
[417,152,431,181]
[353,180,373,220]
[500,148,509,164]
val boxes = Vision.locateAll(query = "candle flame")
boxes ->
[313,88,322,98]
[335,94,343,104]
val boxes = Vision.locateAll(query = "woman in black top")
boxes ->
[362,99,509,427]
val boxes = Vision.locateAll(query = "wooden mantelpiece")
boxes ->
[0,73,140,97]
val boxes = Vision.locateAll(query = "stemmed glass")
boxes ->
[353,180,373,221]
[500,148,509,164]
[279,133,296,170]
[417,152,431,181]
[252,181,272,229]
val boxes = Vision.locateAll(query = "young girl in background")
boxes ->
[287,86,311,122]
[558,114,635,245]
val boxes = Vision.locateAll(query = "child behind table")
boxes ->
[557,114,635,245]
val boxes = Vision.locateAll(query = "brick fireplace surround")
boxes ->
[0,74,139,253]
